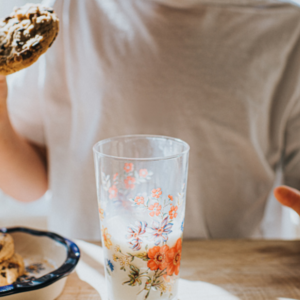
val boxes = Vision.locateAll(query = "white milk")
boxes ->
[102,216,182,300]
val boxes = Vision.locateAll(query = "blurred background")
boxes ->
[0,0,41,16]
[0,0,300,238]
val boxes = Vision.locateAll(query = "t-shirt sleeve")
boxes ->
[278,29,300,191]
[283,97,300,190]
[7,57,46,146]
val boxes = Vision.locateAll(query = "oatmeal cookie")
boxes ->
[0,233,14,263]
[0,3,59,75]
[0,253,25,286]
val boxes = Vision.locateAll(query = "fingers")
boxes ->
[0,75,7,88]
[0,75,6,83]
[274,185,300,215]
[0,75,6,86]
[0,75,7,105]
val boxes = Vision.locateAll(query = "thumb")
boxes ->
[274,185,300,215]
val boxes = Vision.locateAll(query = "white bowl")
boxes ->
[0,227,80,300]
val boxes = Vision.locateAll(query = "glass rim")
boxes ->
[93,134,190,161]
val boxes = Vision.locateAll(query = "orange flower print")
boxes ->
[124,176,136,189]
[149,202,162,217]
[113,173,119,181]
[109,185,118,199]
[134,196,144,205]
[147,245,169,271]
[166,238,182,276]
[102,226,113,250]
[168,195,173,201]
[139,169,148,178]
[169,206,178,220]
[152,188,162,199]
[99,206,105,221]
[124,163,133,173]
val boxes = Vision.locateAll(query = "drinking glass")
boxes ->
[93,135,190,300]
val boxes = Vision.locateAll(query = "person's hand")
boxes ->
[274,185,300,215]
[0,75,8,112]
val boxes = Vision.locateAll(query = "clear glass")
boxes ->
[93,135,190,300]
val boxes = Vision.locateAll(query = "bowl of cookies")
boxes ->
[0,227,80,300]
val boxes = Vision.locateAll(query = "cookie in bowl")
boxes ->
[0,3,59,75]
[0,253,25,286]
[0,233,14,263]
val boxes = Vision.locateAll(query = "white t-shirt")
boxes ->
[7,0,300,240]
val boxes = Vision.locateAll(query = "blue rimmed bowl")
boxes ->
[0,227,80,299]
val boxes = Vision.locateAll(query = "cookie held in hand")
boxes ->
[0,3,59,75]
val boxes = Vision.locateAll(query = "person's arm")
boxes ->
[0,75,48,202]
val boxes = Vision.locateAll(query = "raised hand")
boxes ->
[274,185,300,215]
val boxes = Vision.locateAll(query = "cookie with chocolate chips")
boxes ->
[0,3,59,75]
[0,233,14,263]
[0,253,25,286]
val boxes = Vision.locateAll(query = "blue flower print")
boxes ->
[107,259,114,272]
[150,216,173,246]
[126,221,148,251]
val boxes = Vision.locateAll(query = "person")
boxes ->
[0,0,300,240]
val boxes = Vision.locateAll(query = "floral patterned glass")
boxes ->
[93,135,190,300]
